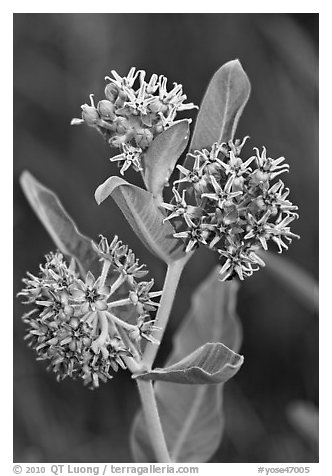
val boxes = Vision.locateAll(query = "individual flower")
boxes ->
[109,143,143,176]
[217,241,261,281]
[161,188,203,226]
[249,146,289,187]
[267,213,300,254]
[128,279,163,315]
[217,148,255,180]
[69,271,110,313]
[243,210,273,251]
[19,237,162,389]
[201,175,243,209]
[174,155,210,195]
[36,289,74,322]
[256,180,299,217]
[128,314,160,346]
[71,67,197,175]
[173,216,213,253]
[92,235,149,282]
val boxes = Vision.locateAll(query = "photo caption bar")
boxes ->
[12,464,200,476]
[11,463,323,476]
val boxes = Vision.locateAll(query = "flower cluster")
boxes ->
[162,138,299,281]
[18,238,162,389]
[71,67,197,175]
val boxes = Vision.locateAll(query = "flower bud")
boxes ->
[129,327,140,342]
[137,302,144,315]
[153,124,164,135]
[81,105,100,126]
[129,291,139,305]
[134,128,154,149]
[64,304,74,317]
[104,83,119,102]
[232,176,245,192]
[113,116,129,134]
[205,163,222,176]
[249,197,265,215]
[69,340,77,352]
[114,91,128,108]
[250,170,269,186]
[98,100,115,120]
[148,98,168,114]
[109,134,128,148]
[82,337,92,347]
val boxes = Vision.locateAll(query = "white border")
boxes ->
[4,3,328,474]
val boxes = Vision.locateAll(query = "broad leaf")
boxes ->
[134,342,243,384]
[20,171,101,277]
[190,59,251,151]
[142,120,190,204]
[287,401,319,445]
[131,267,242,462]
[259,251,319,313]
[95,176,186,264]
[177,60,251,197]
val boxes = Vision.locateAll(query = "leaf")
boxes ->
[142,120,190,204]
[19,170,101,276]
[287,400,319,445]
[130,267,242,462]
[134,342,243,384]
[95,176,186,264]
[190,59,251,151]
[259,251,319,313]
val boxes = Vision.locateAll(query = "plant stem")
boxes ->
[134,254,191,462]
[122,355,143,374]
[99,260,111,287]
[110,274,125,295]
[136,379,171,463]
[106,311,137,332]
[142,258,186,370]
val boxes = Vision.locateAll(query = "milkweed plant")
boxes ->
[18,60,299,463]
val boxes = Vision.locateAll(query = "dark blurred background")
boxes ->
[13,13,318,463]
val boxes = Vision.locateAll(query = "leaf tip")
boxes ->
[227,58,242,68]
[94,185,103,205]
[19,170,41,201]
[234,353,244,368]
[19,169,32,187]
